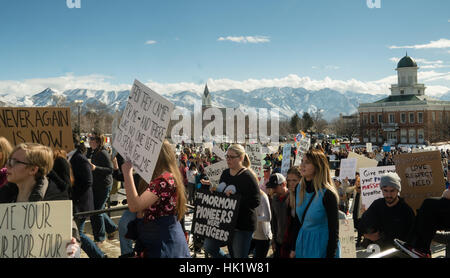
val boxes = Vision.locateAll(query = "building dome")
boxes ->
[397,55,417,68]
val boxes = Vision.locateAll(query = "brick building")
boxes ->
[358,54,450,145]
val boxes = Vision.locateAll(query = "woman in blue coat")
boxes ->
[290,149,340,258]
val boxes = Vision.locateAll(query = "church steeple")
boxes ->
[202,83,212,108]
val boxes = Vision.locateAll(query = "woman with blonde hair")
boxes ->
[0,143,79,257]
[203,143,260,258]
[289,149,340,258]
[121,140,190,257]
[0,137,13,188]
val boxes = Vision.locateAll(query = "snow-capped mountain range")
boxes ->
[1,87,450,121]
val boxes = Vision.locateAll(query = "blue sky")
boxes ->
[1,0,449,96]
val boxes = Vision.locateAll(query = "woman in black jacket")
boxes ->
[0,143,80,258]
[88,133,118,245]
[70,139,106,258]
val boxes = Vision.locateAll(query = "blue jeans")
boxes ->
[203,238,229,258]
[90,185,118,242]
[76,218,105,258]
[230,230,254,258]
[119,209,136,255]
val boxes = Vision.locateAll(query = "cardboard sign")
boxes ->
[0,107,74,152]
[112,79,174,184]
[192,189,241,245]
[393,151,445,212]
[281,144,292,177]
[339,219,356,258]
[347,151,379,173]
[359,166,396,210]
[245,143,264,180]
[0,200,72,258]
[204,161,228,190]
[339,158,358,180]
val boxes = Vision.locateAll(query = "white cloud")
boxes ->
[145,40,157,45]
[217,35,270,44]
[1,72,449,100]
[389,38,450,49]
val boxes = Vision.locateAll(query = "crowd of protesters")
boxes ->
[0,133,449,258]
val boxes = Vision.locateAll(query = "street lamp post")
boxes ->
[74,100,83,139]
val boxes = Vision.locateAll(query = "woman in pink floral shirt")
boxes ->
[121,140,190,258]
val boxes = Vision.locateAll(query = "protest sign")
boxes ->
[359,166,396,210]
[339,219,356,258]
[204,161,228,190]
[0,200,72,258]
[212,145,226,160]
[0,107,74,152]
[347,151,378,172]
[366,143,372,153]
[192,189,241,245]
[281,144,292,177]
[383,145,391,152]
[339,158,358,180]
[294,135,310,166]
[393,151,445,212]
[112,79,174,184]
[245,143,264,180]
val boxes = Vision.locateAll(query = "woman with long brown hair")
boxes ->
[0,137,13,188]
[289,149,340,258]
[121,140,189,257]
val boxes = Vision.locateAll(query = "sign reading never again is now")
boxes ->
[0,107,74,152]
[112,80,174,184]
[0,200,72,258]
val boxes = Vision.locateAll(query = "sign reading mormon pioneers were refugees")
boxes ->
[112,79,174,184]
[393,151,445,212]
[191,189,241,245]
[0,200,72,258]
[0,107,74,152]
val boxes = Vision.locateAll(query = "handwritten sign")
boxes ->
[294,135,310,166]
[0,200,72,258]
[281,144,292,177]
[339,158,358,180]
[393,151,445,212]
[0,107,74,152]
[339,219,356,258]
[112,79,174,184]
[192,189,241,245]
[204,161,228,190]
[359,166,396,210]
[245,143,264,180]
[212,145,226,160]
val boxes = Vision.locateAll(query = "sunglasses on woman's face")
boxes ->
[6,158,32,168]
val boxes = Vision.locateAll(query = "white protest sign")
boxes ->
[339,219,356,258]
[212,145,226,160]
[339,158,357,180]
[281,144,292,177]
[366,143,372,153]
[294,136,310,166]
[112,79,174,183]
[204,161,228,190]
[245,143,264,180]
[359,165,396,210]
[0,200,72,258]
[204,142,213,152]
[347,151,379,172]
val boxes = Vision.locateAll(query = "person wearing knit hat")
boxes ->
[357,172,415,250]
